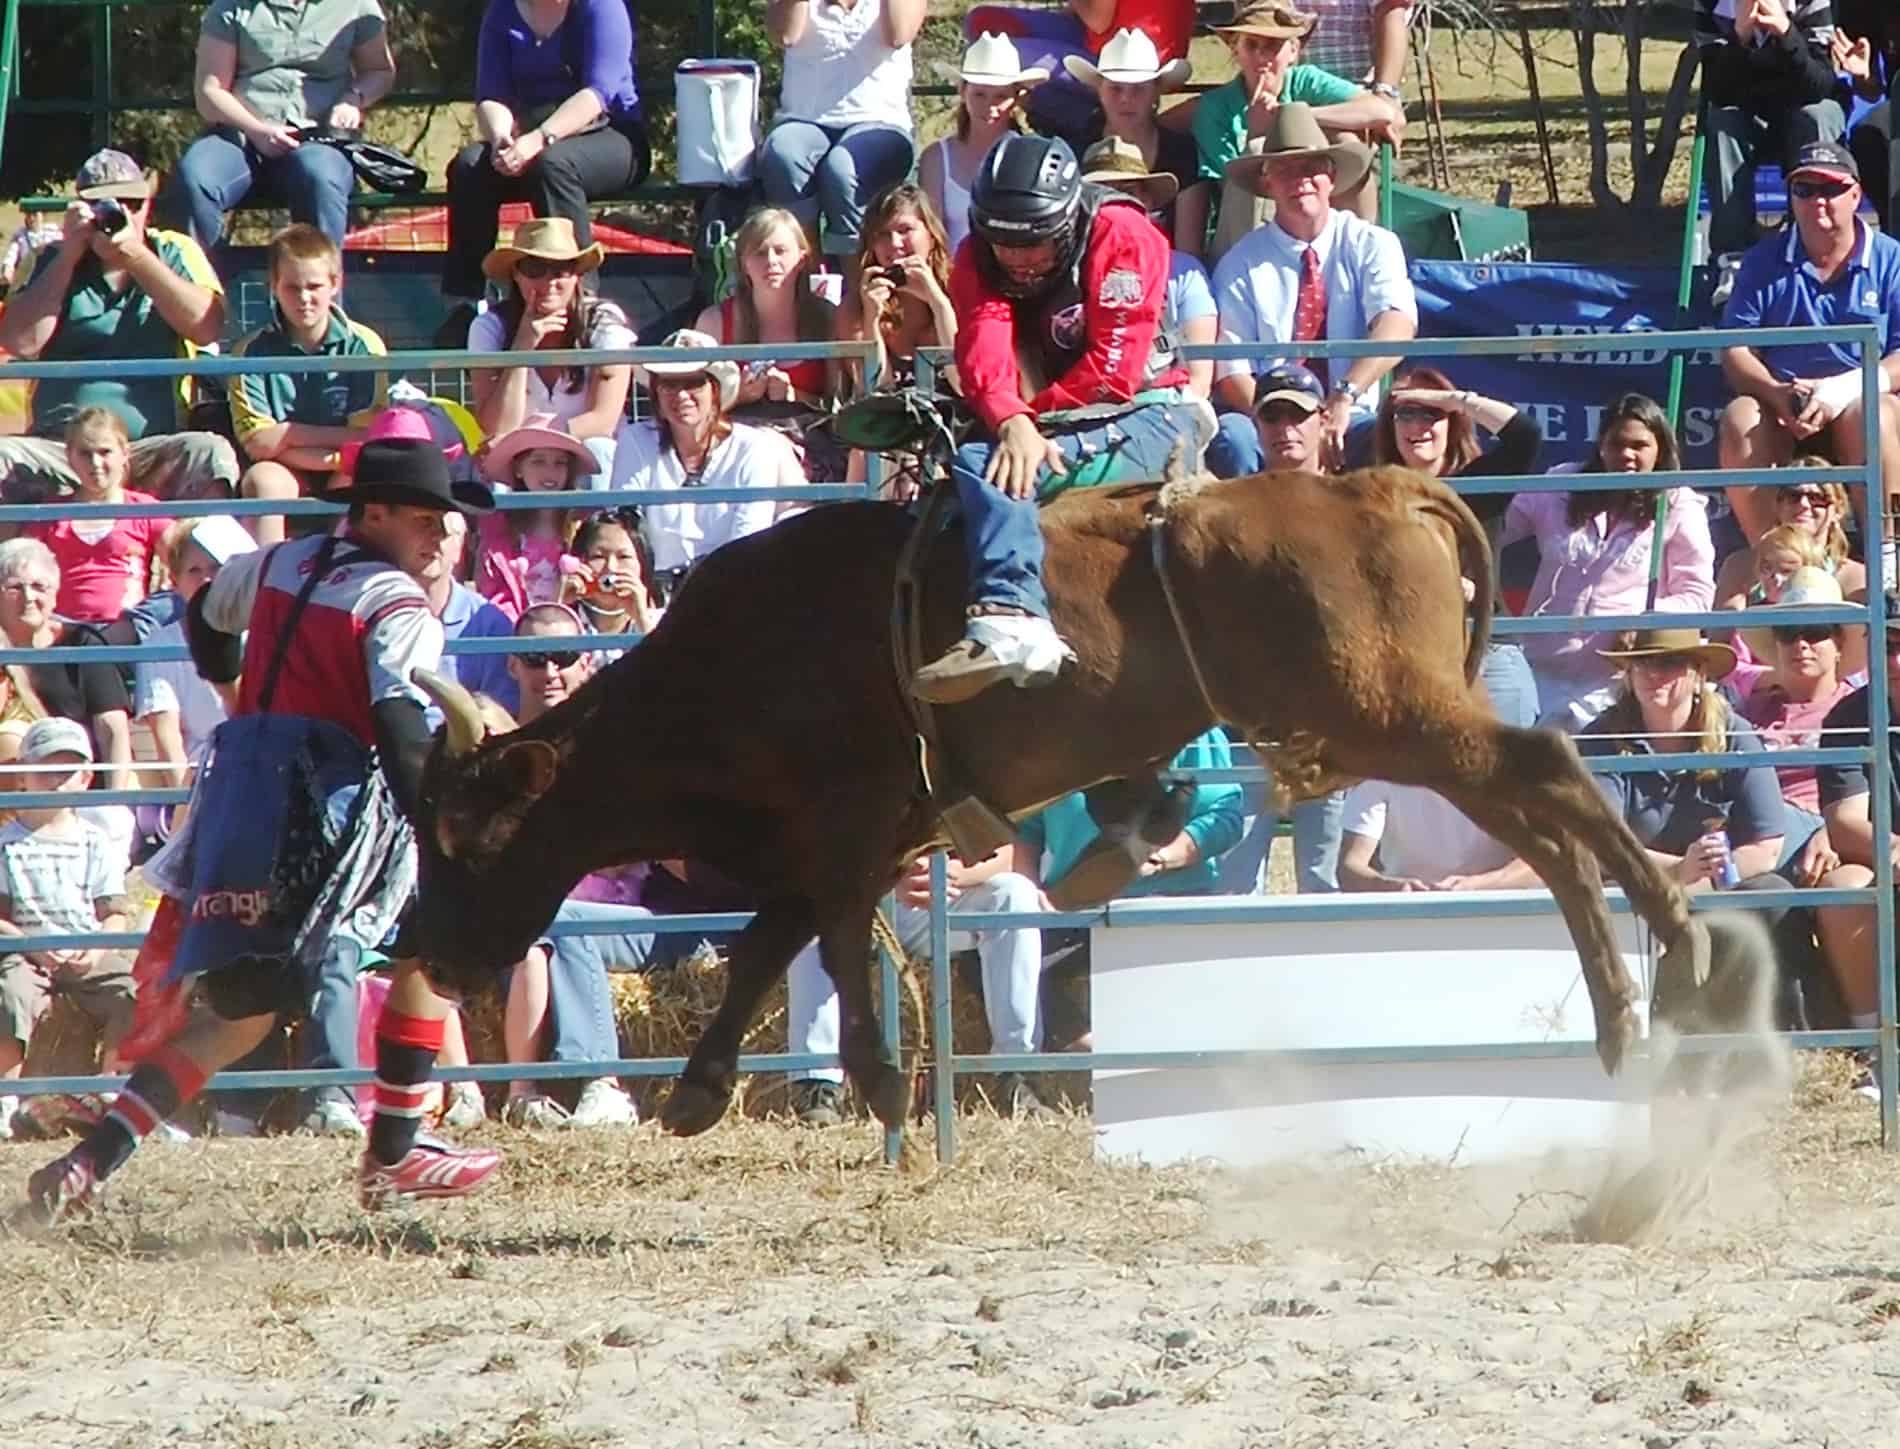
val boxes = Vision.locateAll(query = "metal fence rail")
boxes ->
[0,328,1890,1167]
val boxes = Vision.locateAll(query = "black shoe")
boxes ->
[789,1079,845,1127]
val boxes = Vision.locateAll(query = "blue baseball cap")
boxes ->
[1254,362,1326,414]
[1787,140,1859,186]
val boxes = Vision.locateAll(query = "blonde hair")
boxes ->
[1754,524,1828,576]
[730,208,834,364]
[1784,457,1853,567]
[1596,649,1731,782]
[64,405,130,452]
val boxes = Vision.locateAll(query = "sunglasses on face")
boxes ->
[1783,488,1832,509]
[517,650,582,670]
[1773,625,1836,646]
[1393,404,1448,426]
[1630,654,1697,675]
[515,257,580,280]
[1790,179,1854,201]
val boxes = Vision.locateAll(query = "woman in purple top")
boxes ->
[443,0,650,298]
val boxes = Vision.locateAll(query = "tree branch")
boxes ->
[1571,0,1618,209]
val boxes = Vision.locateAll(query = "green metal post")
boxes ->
[0,0,19,165]
[700,0,718,58]
[1648,129,1707,610]
[1378,141,1394,229]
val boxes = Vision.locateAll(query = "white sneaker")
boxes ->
[0,1095,17,1141]
[440,1081,487,1131]
[502,1092,570,1129]
[567,1078,638,1128]
[1710,251,1745,309]
[300,1099,368,1138]
[213,1109,260,1138]
[911,612,1077,703]
[151,1121,191,1145]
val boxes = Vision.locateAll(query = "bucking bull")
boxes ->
[409,465,1716,1135]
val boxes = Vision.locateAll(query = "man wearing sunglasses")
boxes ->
[1718,140,1900,543]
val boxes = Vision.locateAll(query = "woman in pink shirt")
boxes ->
[28,409,170,623]
[1500,394,1714,729]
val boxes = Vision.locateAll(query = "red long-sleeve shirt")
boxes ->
[952,199,1185,435]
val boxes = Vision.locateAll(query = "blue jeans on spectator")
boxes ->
[1479,642,1540,730]
[1776,806,1826,876]
[953,400,1202,617]
[1216,790,1344,894]
[167,128,357,251]
[760,119,916,256]
[527,901,654,1066]
[215,932,364,1126]
[1206,409,1375,479]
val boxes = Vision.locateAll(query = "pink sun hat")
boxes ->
[339,405,468,477]
[481,412,599,484]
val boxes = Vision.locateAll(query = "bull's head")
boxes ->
[407,670,576,995]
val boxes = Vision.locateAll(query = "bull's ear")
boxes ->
[487,738,560,806]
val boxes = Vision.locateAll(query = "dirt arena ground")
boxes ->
[0,1053,1897,1449]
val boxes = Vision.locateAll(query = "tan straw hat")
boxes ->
[482,216,606,285]
[1064,28,1192,92]
[1596,627,1738,681]
[936,31,1049,87]
[1223,102,1373,199]
[1216,0,1318,41]
[1080,137,1180,210]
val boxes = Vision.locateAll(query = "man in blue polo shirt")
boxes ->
[1717,139,1900,545]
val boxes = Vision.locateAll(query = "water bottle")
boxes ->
[1703,816,1740,890]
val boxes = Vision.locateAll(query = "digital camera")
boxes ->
[89,198,129,237]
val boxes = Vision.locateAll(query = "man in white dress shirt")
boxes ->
[1206,103,1416,478]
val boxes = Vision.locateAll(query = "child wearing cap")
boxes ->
[0,717,139,1140]
[473,416,594,623]
[24,407,172,624]
[230,224,390,548]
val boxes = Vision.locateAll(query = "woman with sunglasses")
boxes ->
[611,330,805,599]
[1713,474,1865,614]
[1372,366,1544,729]
[1580,627,1828,1033]
[1501,394,1715,730]
[469,217,634,470]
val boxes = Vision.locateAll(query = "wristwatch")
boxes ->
[1370,82,1402,102]
[1330,379,1365,409]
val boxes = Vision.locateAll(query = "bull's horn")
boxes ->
[414,669,486,757]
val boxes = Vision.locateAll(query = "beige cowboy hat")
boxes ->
[482,216,606,285]
[1223,102,1374,199]
[1080,136,1180,209]
[1064,28,1192,92]
[935,31,1049,87]
[636,328,741,411]
[481,413,600,485]
[1216,0,1318,41]
[1597,627,1738,681]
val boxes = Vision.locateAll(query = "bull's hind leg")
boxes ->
[663,897,817,1137]
[1424,721,1709,1072]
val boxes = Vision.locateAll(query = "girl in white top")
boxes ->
[610,331,805,579]
[919,33,1048,255]
[469,217,634,473]
[762,0,926,262]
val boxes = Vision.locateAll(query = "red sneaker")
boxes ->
[357,1133,501,1211]
[20,1151,99,1226]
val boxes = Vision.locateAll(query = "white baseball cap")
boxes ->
[19,717,94,765]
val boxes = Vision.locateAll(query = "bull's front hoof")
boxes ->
[864,1064,911,1129]
[659,1080,733,1137]
[1655,918,1713,1021]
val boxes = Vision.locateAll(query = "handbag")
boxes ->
[298,127,429,194]
[675,58,760,187]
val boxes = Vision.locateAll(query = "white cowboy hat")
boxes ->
[1063,28,1192,92]
[636,328,741,411]
[935,32,1049,87]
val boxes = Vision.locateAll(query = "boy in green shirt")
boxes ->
[1191,0,1403,223]
[230,223,388,545]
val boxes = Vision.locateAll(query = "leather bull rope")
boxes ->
[1146,477,1238,734]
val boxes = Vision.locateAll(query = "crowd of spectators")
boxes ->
[8,0,1900,1129]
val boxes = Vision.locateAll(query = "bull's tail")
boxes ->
[1412,475,1495,689]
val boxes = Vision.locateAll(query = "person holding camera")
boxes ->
[0,150,237,505]
[162,0,397,251]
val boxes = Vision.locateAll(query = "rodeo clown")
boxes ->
[909,131,1210,705]
[22,411,504,1223]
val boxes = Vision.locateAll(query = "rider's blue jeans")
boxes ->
[952,401,1203,619]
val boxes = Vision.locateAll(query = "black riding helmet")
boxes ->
[970,134,1085,299]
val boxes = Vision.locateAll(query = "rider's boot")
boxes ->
[910,605,1076,705]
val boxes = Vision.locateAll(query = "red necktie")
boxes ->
[1292,245,1328,387]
